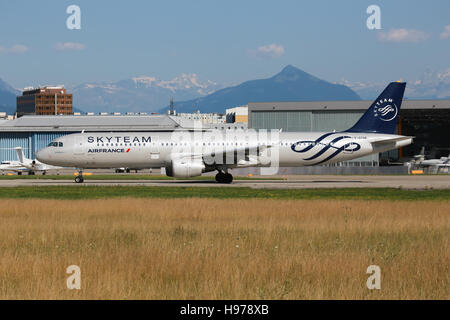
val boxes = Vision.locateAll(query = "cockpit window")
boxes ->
[58,142,63,147]
[47,142,59,147]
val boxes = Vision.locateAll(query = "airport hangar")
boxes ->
[248,99,450,166]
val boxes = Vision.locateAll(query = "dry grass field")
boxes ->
[0,198,448,299]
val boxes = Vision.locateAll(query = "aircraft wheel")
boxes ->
[18,172,22,176]
[215,172,225,183]
[224,173,233,184]
[215,172,233,184]
[75,176,84,183]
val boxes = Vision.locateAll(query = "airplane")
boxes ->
[0,159,30,175]
[14,147,63,175]
[409,146,450,170]
[412,146,426,163]
[36,82,413,183]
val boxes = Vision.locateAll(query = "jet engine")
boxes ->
[165,159,205,178]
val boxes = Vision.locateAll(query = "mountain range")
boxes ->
[70,74,223,114]
[1,65,450,115]
[338,69,450,100]
[163,65,361,113]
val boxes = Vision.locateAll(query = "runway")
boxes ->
[1,175,450,189]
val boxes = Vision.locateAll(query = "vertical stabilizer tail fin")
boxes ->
[15,147,25,164]
[347,82,406,134]
[420,146,425,156]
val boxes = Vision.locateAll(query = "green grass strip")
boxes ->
[0,186,449,200]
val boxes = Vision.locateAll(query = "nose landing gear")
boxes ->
[215,171,233,184]
[75,170,84,183]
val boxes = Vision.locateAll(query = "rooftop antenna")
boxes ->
[169,97,174,115]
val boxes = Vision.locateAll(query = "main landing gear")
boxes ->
[215,171,233,184]
[75,170,84,183]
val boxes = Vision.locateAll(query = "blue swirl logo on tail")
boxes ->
[374,103,398,122]
[291,133,361,165]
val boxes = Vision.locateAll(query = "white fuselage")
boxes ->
[36,130,412,171]
[0,161,29,173]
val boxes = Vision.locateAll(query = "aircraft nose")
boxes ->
[36,148,49,162]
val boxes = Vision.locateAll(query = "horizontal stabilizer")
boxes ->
[371,136,414,146]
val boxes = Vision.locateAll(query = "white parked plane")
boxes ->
[0,159,29,175]
[14,147,63,175]
[410,146,450,169]
[36,82,413,183]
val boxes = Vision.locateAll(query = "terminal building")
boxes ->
[226,106,248,123]
[16,86,73,117]
[248,99,450,166]
[176,110,226,124]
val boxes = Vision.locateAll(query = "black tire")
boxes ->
[215,172,233,184]
[75,176,84,183]
[18,172,22,176]
[224,173,233,184]
[215,172,224,183]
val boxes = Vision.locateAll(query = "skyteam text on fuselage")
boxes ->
[36,82,413,183]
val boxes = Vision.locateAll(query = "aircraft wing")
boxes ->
[171,143,273,167]
[434,163,450,167]
[0,164,29,172]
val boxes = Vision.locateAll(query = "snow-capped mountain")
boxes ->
[338,69,450,100]
[3,67,450,115]
[71,73,223,113]
[163,65,361,114]
[132,73,219,96]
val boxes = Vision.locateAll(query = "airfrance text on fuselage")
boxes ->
[88,148,129,153]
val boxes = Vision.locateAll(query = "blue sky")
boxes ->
[0,0,449,88]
